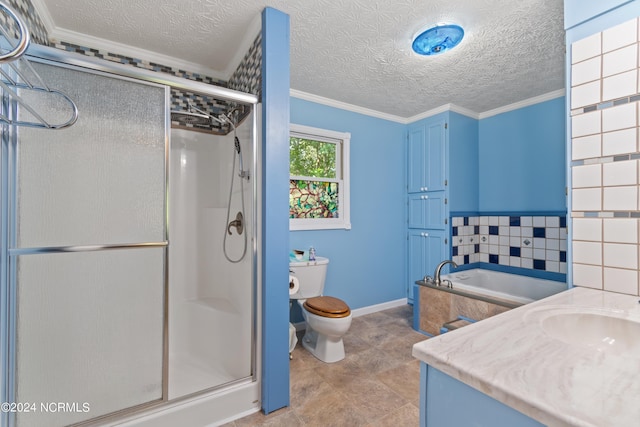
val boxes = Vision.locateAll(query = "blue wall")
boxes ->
[287,97,567,321]
[449,112,480,212]
[564,0,634,29]
[478,97,566,213]
[290,98,407,316]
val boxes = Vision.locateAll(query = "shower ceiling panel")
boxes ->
[34,0,565,118]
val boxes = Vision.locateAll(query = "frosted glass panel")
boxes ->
[14,248,165,427]
[15,62,166,248]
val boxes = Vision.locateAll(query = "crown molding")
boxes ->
[43,28,226,82]
[478,89,565,119]
[290,89,408,123]
[406,103,480,122]
[291,88,566,124]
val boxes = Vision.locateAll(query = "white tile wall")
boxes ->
[603,70,638,101]
[573,241,603,265]
[572,81,601,109]
[570,16,640,297]
[573,264,603,288]
[602,102,636,132]
[572,56,601,86]
[602,160,637,186]
[603,243,638,269]
[602,18,637,53]
[603,267,638,294]
[572,188,602,211]
[572,110,602,138]
[603,186,637,210]
[602,128,637,156]
[572,134,602,160]
[573,218,602,241]
[572,164,602,188]
[603,45,637,77]
[572,32,601,64]
[603,218,638,243]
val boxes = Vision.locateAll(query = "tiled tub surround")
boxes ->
[413,287,640,427]
[451,215,567,274]
[570,17,640,297]
[417,285,511,336]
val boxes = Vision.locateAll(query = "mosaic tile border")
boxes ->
[51,39,261,134]
[451,215,568,274]
[571,93,640,116]
[4,0,49,45]
[6,0,263,134]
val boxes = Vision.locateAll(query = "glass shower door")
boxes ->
[1,59,168,426]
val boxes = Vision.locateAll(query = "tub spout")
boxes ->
[434,260,458,286]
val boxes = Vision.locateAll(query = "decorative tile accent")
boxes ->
[451,215,567,275]
[4,0,49,45]
[2,0,263,132]
[228,33,262,99]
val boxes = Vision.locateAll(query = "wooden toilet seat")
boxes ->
[303,296,351,318]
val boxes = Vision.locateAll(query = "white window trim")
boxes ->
[290,123,351,231]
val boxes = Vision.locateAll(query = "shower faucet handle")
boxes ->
[227,211,244,235]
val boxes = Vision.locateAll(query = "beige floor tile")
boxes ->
[377,359,421,404]
[233,305,420,426]
[364,403,420,427]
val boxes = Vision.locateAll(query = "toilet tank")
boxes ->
[289,256,329,299]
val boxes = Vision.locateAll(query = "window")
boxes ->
[289,124,351,231]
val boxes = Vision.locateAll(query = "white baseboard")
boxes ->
[351,298,408,317]
[292,298,409,331]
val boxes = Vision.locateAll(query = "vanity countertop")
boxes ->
[412,286,640,427]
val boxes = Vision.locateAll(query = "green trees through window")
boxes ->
[289,124,351,230]
[289,137,336,178]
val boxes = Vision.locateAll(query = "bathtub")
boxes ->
[439,268,567,306]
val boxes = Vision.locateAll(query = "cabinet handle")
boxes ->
[421,232,429,237]
[421,195,429,200]
[424,187,428,191]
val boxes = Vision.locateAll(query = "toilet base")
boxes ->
[301,327,345,363]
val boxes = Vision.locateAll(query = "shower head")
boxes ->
[172,103,238,133]
[170,110,211,126]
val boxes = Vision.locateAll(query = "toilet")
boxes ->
[289,256,352,363]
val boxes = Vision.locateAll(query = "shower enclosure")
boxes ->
[169,119,254,399]
[0,37,259,427]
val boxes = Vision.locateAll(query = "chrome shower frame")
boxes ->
[0,42,259,426]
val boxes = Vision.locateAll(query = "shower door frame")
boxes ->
[0,43,259,426]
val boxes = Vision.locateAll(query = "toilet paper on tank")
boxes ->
[289,275,300,295]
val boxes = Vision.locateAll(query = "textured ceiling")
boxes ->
[35,0,565,118]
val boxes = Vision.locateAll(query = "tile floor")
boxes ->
[224,304,428,426]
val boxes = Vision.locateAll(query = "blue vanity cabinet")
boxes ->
[408,229,446,301]
[420,363,544,427]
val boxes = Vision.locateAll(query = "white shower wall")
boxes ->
[168,117,254,399]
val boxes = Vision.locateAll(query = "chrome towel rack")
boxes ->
[0,1,78,129]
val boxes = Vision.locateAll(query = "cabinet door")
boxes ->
[407,229,447,302]
[407,126,426,193]
[407,121,446,193]
[425,121,446,192]
[408,192,446,229]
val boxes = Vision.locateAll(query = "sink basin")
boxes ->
[540,310,640,357]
